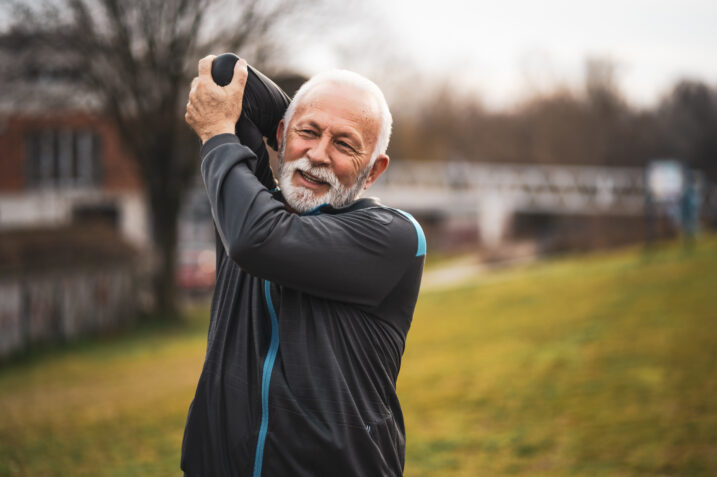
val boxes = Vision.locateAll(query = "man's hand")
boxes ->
[185,55,248,143]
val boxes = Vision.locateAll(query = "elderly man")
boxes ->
[182,55,425,477]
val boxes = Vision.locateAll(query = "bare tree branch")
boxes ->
[0,0,326,314]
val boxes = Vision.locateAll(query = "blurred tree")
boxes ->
[584,57,623,115]
[390,57,659,168]
[389,83,487,162]
[583,57,631,165]
[658,80,717,182]
[0,0,318,316]
[518,89,589,164]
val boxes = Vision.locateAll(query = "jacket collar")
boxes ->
[319,197,383,215]
[273,191,383,216]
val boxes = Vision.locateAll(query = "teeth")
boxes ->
[300,170,325,185]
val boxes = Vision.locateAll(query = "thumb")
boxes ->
[227,57,249,95]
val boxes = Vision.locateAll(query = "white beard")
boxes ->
[277,148,371,213]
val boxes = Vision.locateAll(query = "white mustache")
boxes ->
[283,157,341,190]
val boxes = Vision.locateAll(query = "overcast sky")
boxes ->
[293,0,717,109]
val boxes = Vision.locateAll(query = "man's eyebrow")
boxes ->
[295,119,321,130]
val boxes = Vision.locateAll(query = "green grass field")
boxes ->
[1,236,716,476]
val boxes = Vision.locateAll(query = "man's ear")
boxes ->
[364,154,389,190]
[276,119,285,150]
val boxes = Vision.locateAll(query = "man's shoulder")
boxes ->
[343,201,427,259]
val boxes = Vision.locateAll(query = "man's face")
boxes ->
[276,83,386,213]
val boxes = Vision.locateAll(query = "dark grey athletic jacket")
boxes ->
[181,133,425,477]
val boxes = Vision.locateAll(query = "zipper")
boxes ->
[252,280,280,477]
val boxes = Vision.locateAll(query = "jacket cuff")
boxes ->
[200,133,240,159]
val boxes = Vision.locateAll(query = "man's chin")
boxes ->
[296,185,329,202]
[283,185,330,213]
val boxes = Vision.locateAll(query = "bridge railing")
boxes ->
[372,161,648,215]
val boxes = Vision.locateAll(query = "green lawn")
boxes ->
[1,236,716,476]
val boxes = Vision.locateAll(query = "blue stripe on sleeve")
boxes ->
[396,209,427,257]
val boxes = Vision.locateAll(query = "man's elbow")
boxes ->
[227,237,270,277]
[227,238,253,267]
[226,214,284,272]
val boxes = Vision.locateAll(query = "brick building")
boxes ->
[0,111,148,247]
[0,110,150,357]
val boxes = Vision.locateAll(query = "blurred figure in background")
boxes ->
[680,170,701,250]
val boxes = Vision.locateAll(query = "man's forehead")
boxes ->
[294,82,381,125]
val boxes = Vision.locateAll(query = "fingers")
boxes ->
[227,57,248,93]
[184,104,193,126]
[185,98,197,124]
[184,103,192,125]
[198,55,215,77]
[188,79,200,106]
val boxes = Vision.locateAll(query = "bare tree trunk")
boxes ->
[151,199,179,316]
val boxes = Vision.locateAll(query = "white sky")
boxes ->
[293,0,717,109]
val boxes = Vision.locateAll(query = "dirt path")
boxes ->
[420,255,485,291]
[420,242,539,291]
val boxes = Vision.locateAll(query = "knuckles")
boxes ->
[198,55,214,72]
[194,77,209,91]
[235,65,248,80]
[188,77,213,103]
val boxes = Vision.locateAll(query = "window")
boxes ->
[25,129,102,188]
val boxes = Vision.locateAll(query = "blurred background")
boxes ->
[0,0,715,475]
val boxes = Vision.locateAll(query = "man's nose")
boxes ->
[306,135,331,166]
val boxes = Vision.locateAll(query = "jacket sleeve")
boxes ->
[201,134,422,307]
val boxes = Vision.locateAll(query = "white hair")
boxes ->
[282,69,393,164]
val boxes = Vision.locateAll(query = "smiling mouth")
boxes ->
[297,170,329,187]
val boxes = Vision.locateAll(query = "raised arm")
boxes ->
[201,134,422,307]
[187,56,423,306]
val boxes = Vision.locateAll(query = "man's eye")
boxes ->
[336,141,355,153]
[299,129,317,137]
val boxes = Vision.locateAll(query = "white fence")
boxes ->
[0,266,137,358]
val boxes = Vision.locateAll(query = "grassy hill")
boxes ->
[1,236,715,476]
